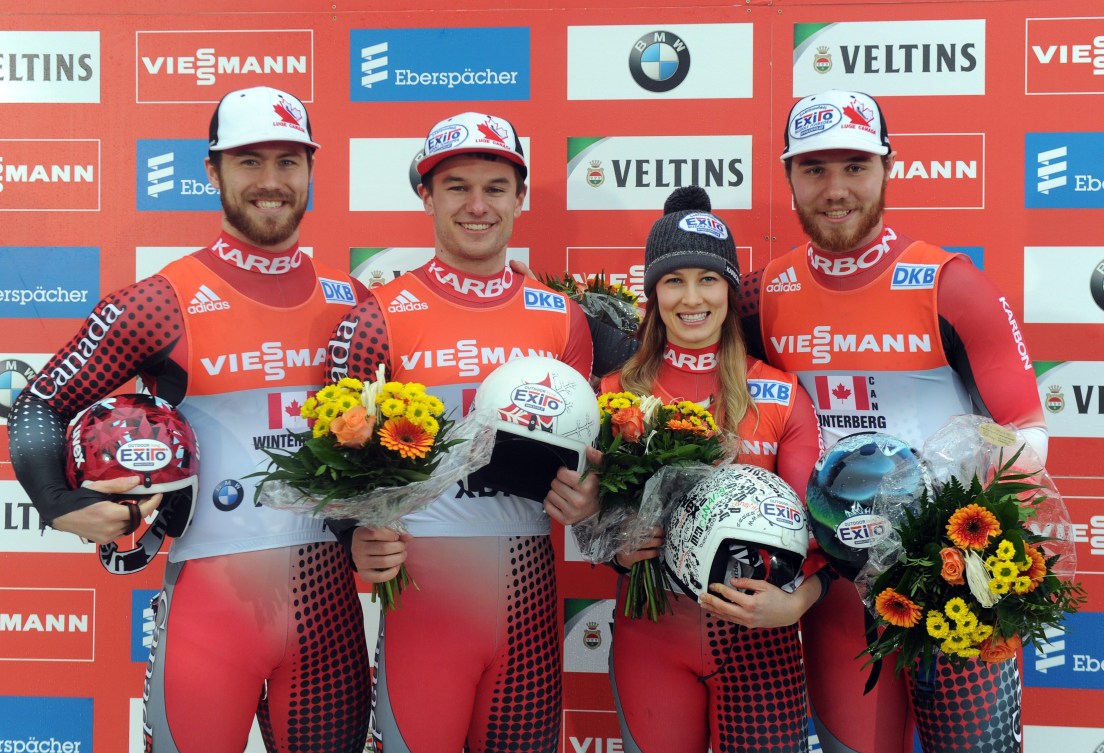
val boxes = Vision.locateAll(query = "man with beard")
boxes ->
[738,89,1047,753]
[9,86,372,753]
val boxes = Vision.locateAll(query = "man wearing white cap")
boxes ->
[325,111,599,752]
[10,86,371,752]
[738,90,1047,752]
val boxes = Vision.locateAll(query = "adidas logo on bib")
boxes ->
[388,290,429,313]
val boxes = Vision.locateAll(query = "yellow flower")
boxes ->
[995,540,1016,561]
[300,396,318,419]
[407,402,429,422]
[401,382,427,400]
[424,396,445,416]
[1012,576,1032,594]
[609,397,631,410]
[972,624,994,643]
[944,597,969,620]
[312,419,331,438]
[989,579,1011,595]
[926,611,950,639]
[380,398,406,419]
[991,561,1018,581]
[941,633,971,653]
[382,381,404,396]
[316,402,341,421]
[956,647,981,659]
[316,385,342,403]
[337,377,363,391]
[420,416,440,437]
[336,394,359,413]
[955,609,978,632]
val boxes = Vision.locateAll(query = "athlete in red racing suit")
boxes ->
[738,89,1047,753]
[326,111,599,753]
[9,87,371,753]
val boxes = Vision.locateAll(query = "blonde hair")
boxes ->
[618,286,755,436]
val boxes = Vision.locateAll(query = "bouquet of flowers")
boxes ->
[858,417,1086,677]
[540,271,643,335]
[571,391,730,621]
[253,365,496,610]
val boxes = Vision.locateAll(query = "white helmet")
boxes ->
[664,465,808,597]
[467,355,599,500]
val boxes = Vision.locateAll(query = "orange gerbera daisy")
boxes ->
[378,417,434,460]
[1021,544,1047,591]
[946,503,1002,550]
[667,418,707,434]
[874,588,923,628]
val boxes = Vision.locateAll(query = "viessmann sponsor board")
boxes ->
[1026,17,1104,95]
[136,29,313,103]
[0,31,100,103]
[885,133,985,210]
[793,20,986,96]
[0,139,100,212]
[0,587,95,661]
[567,136,751,211]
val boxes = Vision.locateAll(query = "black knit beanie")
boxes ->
[642,185,740,295]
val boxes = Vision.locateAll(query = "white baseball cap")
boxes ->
[780,90,890,162]
[208,86,320,152]
[415,111,526,179]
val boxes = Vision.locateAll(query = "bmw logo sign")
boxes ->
[1091,257,1104,312]
[0,358,38,421]
[629,30,691,93]
[213,479,246,511]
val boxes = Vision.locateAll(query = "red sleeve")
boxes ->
[772,380,828,580]
[936,257,1047,432]
[774,380,823,503]
[562,300,595,380]
[28,276,185,419]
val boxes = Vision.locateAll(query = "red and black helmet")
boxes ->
[66,394,200,573]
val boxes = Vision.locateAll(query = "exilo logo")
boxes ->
[0,140,99,212]
[136,30,313,103]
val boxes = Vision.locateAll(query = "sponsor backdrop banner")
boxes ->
[0,1,1101,751]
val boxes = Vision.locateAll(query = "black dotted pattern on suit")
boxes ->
[477,536,561,753]
[910,655,1022,753]
[255,543,372,753]
[705,618,810,753]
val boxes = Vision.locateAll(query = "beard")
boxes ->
[796,179,888,253]
[221,191,306,248]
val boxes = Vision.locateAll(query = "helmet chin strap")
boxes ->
[99,509,171,575]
